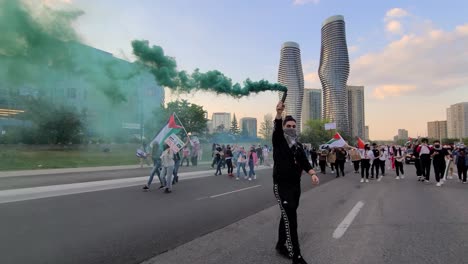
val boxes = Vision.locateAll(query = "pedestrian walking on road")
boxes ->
[327,148,336,174]
[370,143,380,179]
[417,138,433,182]
[181,146,190,167]
[310,148,318,169]
[335,147,347,177]
[394,147,405,179]
[225,145,234,177]
[142,142,164,191]
[214,145,223,176]
[236,147,248,180]
[379,147,388,176]
[360,144,371,183]
[272,101,319,264]
[247,146,258,180]
[318,147,328,174]
[431,140,449,187]
[160,145,175,193]
[172,149,181,184]
[349,148,361,173]
[453,146,468,183]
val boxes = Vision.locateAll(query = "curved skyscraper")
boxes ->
[319,15,350,135]
[278,41,304,132]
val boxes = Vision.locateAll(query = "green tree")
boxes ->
[259,114,273,140]
[18,97,83,144]
[300,119,331,147]
[146,100,208,140]
[230,113,240,135]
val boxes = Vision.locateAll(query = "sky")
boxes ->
[43,0,468,140]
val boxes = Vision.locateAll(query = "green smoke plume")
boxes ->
[132,40,287,98]
[0,0,130,104]
[0,0,164,142]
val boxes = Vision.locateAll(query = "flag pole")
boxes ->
[173,112,190,142]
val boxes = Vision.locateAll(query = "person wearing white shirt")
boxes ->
[394,147,406,179]
[359,144,372,183]
[379,148,388,176]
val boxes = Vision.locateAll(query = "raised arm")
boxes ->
[273,101,285,147]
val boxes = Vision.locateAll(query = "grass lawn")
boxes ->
[0,145,141,171]
[0,142,261,171]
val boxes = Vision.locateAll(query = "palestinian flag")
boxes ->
[150,114,183,146]
[357,137,365,149]
[326,132,347,148]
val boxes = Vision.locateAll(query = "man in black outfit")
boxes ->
[310,148,318,169]
[273,101,319,264]
[371,143,380,179]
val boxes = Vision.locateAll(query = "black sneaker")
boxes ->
[164,188,172,193]
[275,245,291,259]
[292,255,308,264]
[158,185,165,189]
[142,185,149,190]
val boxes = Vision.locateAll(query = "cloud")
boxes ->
[304,72,320,88]
[385,8,409,19]
[349,22,468,99]
[384,8,409,35]
[372,85,416,99]
[293,0,319,5]
[386,20,403,34]
[348,45,359,53]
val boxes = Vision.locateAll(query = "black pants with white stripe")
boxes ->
[274,183,301,258]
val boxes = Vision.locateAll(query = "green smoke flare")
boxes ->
[131,40,287,97]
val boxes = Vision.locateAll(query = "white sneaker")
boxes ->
[365,179,369,183]
[425,180,430,183]
[253,175,257,180]
[331,170,335,174]
[395,176,400,180]
[248,178,252,181]
[236,177,239,180]
[360,179,364,183]
[436,182,442,187]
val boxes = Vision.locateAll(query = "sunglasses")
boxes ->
[286,125,296,128]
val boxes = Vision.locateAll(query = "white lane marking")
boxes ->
[0,167,271,204]
[333,201,365,239]
[196,185,262,200]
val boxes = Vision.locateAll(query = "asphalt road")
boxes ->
[0,164,339,264]
[0,164,214,190]
[146,164,468,264]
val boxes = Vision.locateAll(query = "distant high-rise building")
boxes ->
[365,126,369,141]
[206,120,213,134]
[240,117,257,138]
[447,102,468,139]
[347,85,365,139]
[319,15,350,135]
[278,41,305,132]
[427,121,447,140]
[302,88,322,129]
[212,112,231,132]
[398,129,408,140]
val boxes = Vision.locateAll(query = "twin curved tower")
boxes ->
[277,15,350,135]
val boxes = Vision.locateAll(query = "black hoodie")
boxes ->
[272,118,312,185]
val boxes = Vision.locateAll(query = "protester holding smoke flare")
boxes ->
[272,100,319,264]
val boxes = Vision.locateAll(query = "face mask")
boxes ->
[434,144,440,148]
[284,127,297,138]
[283,127,297,148]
